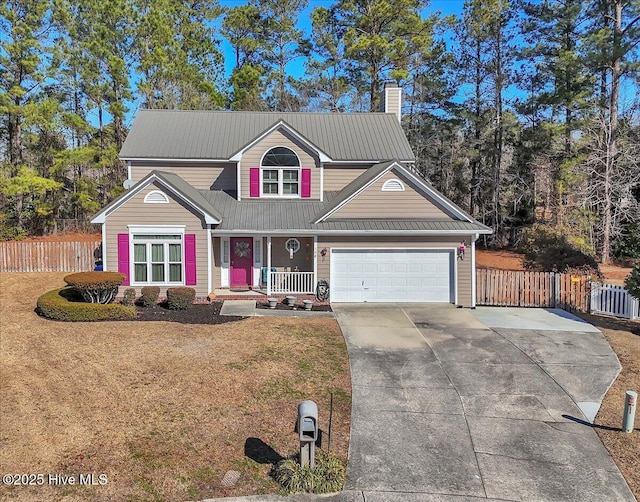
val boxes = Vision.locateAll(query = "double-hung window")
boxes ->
[133,234,183,284]
[261,147,300,197]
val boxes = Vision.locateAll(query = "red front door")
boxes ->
[230,237,253,288]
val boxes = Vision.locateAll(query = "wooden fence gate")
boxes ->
[476,269,591,312]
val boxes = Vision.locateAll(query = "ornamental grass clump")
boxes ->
[166,287,196,310]
[121,288,136,306]
[140,286,160,307]
[64,271,125,304]
[271,450,345,494]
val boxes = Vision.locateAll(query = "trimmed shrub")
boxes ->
[121,288,136,306]
[166,287,196,310]
[140,286,160,307]
[37,287,136,321]
[271,450,345,494]
[64,271,126,304]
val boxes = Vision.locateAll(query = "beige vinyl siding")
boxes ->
[322,165,369,191]
[130,161,236,190]
[329,171,453,220]
[316,236,473,307]
[240,129,320,199]
[105,182,210,297]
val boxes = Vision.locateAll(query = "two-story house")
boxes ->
[91,83,491,305]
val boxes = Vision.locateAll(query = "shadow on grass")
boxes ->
[244,437,284,464]
[574,312,640,336]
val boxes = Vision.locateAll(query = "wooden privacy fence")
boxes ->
[476,269,591,312]
[590,283,640,320]
[0,240,101,272]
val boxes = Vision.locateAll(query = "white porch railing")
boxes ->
[590,283,639,320]
[269,271,315,295]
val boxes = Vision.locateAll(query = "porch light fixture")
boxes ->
[457,242,466,260]
[285,238,300,259]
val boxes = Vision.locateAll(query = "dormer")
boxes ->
[236,122,325,200]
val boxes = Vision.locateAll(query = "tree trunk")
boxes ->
[601,0,622,264]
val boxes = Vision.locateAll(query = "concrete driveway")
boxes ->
[332,303,634,502]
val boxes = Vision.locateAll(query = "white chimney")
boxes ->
[381,81,402,122]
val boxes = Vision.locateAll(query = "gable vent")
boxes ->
[381,179,405,192]
[144,190,169,203]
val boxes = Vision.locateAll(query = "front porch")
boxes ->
[213,235,317,295]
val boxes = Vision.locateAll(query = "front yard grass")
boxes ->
[0,273,351,502]
[578,313,640,499]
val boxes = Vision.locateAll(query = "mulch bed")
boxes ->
[134,301,244,324]
[255,301,332,312]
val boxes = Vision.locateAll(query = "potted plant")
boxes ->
[303,299,313,311]
[285,296,296,306]
[267,298,278,309]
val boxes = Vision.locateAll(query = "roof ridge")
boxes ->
[137,109,393,117]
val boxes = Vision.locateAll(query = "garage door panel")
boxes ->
[332,249,454,303]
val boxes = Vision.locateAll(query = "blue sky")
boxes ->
[216,0,465,80]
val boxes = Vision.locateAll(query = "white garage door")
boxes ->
[331,249,454,303]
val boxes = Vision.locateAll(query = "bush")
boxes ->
[140,286,160,307]
[37,287,136,321]
[121,288,136,306]
[166,287,195,310]
[271,450,345,494]
[614,222,640,260]
[64,271,126,304]
[517,224,600,275]
[624,264,640,300]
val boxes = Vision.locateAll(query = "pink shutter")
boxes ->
[117,233,130,285]
[301,168,311,198]
[249,168,260,197]
[184,234,197,285]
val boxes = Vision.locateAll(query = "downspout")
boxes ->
[207,226,212,295]
[471,234,478,308]
[267,235,272,295]
[101,223,107,270]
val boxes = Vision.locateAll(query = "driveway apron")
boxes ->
[332,303,635,502]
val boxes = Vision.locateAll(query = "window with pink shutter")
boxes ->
[250,168,260,197]
[117,233,130,285]
[301,169,311,198]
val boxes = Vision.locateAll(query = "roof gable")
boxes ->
[314,162,477,224]
[119,110,415,163]
[328,170,454,220]
[91,171,222,224]
[229,120,330,162]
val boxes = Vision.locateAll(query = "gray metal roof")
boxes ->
[201,190,491,234]
[120,110,415,162]
[92,169,491,234]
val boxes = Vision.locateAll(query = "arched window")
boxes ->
[262,147,300,167]
[261,147,301,196]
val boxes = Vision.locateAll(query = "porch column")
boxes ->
[313,235,318,295]
[267,235,272,295]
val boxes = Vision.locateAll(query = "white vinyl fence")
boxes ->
[590,283,639,320]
